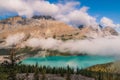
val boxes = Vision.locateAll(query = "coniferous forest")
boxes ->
[0,49,120,80]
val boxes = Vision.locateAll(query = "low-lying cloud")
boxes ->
[4,33,120,56]
[25,37,120,56]
[5,33,25,46]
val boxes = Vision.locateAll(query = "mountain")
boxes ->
[32,15,55,20]
[0,16,77,39]
[0,16,118,40]
[0,16,119,57]
[102,26,118,36]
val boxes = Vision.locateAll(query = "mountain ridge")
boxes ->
[0,16,119,63]
[0,16,118,40]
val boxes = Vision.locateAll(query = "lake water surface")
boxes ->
[22,55,117,69]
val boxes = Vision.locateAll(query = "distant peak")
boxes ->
[32,15,55,20]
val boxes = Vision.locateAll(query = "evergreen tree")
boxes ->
[34,63,39,80]
[66,66,71,80]
[8,48,17,80]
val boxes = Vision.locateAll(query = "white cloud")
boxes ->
[0,0,33,18]
[67,7,97,27]
[55,3,97,27]
[100,17,116,27]
[0,0,97,27]
[22,37,120,56]
[5,33,25,46]
[100,17,120,32]
[57,2,80,14]
[4,32,120,56]
[25,38,61,49]
[0,0,59,18]
[32,0,58,16]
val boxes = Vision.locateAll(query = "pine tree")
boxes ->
[8,48,17,80]
[66,66,71,80]
[34,63,39,80]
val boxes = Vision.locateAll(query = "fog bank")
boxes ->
[4,33,120,56]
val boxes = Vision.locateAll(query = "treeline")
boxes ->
[1,49,120,80]
[0,63,75,80]
[1,63,120,80]
[78,69,120,80]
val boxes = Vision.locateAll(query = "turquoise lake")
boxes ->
[22,55,117,69]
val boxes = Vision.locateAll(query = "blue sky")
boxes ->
[0,0,120,28]
[49,0,120,24]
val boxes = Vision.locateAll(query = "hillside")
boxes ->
[0,16,76,39]
[0,16,119,61]
[0,16,118,40]
[0,16,120,80]
[86,61,120,74]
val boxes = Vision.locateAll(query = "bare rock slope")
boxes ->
[0,16,118,41]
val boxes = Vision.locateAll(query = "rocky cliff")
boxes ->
[0,16,118,40]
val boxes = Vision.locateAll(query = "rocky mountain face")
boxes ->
[0,16,78,40]
[0,16,118,40]
[102,26,118,36]
[0,16,119,60]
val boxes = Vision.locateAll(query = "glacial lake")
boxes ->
[22,55,117,69]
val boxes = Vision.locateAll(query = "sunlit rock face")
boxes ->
[0,16,118,40]
[0,16,77,39]
[0,16,119,55]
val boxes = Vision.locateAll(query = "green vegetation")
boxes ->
[1,61,120,80]
[0,48,75,80]
[0,63,75,80]
[0,49,120,80]
[79,62,120,80]
[86,63,112,72]
[79,70,120,80]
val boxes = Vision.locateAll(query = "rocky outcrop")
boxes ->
[17,74,95,80]
[0,16,78,40]
[102,26,118,36]
[32,15,55,20]
[0,16,119,42]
